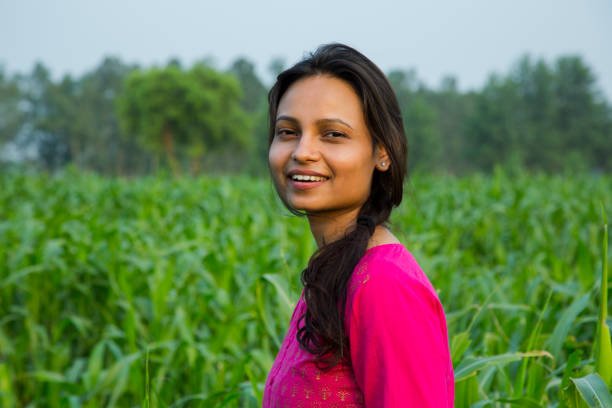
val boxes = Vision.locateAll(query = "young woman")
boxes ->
[263,43,454,407]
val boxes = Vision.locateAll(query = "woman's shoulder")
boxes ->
[345,245,454,408]
[344,242,446,332]
[350,243,437,296]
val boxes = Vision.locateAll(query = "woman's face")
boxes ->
[268,75,388,218]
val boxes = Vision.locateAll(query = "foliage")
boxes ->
[387,55,612,174]
[228,58,267,114]
[0,170,610,406]
[2,59,142,173]
[0,66,23,146]
[465,55,612,172]
[227,57,269,175]
[116,63,251,174]
[593,207,611,386]
[2,53,611,176]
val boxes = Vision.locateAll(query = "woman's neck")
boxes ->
[306,209,400,249]
[307,209,359,248]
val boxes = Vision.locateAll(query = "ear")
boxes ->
[374,145,391,172]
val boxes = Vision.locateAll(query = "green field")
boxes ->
[0,170,610,407]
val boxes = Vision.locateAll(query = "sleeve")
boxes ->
[348,263,453,408]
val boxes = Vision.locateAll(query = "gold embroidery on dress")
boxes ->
[321,386,330,400]
[348,260,371,298]
[337,390,349,401]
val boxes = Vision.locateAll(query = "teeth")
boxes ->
[291,174,326,182]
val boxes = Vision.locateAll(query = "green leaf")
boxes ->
[546,293,591,359]
[28,370,68,383]
[595,206,611,386]
[451,331,472,366]
[262,273,294,313]
[455,351,552,382]
[497,396,543,407]
[569,373,612,408]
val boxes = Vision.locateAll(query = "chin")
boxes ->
[286,201,317,212]
[284,199,324,214]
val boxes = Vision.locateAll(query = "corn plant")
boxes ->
[0,169,610,407]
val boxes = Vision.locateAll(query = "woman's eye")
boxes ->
[325,131,346,138]
[276,129,297,137]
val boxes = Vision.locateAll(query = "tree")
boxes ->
[228,57,266,114]
[77,57,136,174]
[388,69,442,172]
[18,62,73,170]
[425,76,475,173]
[552,56,612,171]
[464,73,524,171]
[0,67,23,148]
[228,57,271,174]
[465,54,612,172]
[117,62,250,174]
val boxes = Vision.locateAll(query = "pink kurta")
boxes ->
[263,243,454,407]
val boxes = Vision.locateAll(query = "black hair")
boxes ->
[268,43,408,368]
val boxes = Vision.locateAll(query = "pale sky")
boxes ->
[1,0,611,100]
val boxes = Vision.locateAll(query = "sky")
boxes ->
[1,0,611,100]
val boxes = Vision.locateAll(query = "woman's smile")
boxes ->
[287,169,329,190]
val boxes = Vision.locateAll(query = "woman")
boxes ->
[264,43,454,407]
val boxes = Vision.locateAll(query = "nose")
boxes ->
[291,134,320,163]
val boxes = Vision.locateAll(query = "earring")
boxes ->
[380,161,386,167]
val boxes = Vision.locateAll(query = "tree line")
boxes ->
[0,54,610,175]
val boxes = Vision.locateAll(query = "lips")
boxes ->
[290,174,327,182]
[286,169,330,181]
[286,169,329,189]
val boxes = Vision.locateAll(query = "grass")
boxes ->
[0,169,610,407]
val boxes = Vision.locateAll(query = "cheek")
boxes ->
[268,141,287,180]
[332,149,376,178]
[332,153,376,198]
[268,141,280,168]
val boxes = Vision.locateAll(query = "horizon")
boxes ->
[1,0,610,99]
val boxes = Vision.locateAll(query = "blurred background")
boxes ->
[1,0,610,176]
[1,1,611,407]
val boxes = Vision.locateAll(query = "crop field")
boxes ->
[0,170,610,407]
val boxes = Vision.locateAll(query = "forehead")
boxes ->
[277,75,365,121]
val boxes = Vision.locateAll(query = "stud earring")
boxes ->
[380,161,386,167]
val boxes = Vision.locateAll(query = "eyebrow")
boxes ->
[275,115,353,129]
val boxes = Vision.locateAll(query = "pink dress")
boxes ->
[263,243,454,407]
